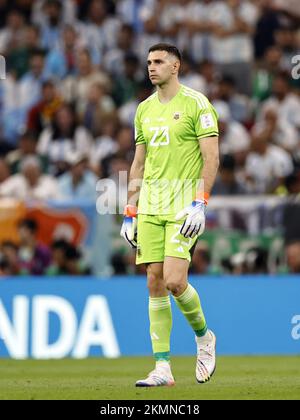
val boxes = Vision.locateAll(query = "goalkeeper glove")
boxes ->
[120,204,137,248]
[175,200,206,239]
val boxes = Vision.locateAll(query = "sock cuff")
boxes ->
[174,284,196,305]
[149,296,171,311]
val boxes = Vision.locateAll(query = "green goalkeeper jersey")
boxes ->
[134,84,219,215]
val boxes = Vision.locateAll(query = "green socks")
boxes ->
[149,296,172,362]
[148,285,207,363]
[174,284,207,337]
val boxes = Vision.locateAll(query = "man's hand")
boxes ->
[175,200,206,239]
[120,205,138,248]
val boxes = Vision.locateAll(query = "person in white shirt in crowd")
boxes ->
[32,0,76,29]
[37,103,93,175]
[81,0,121,56]
[58,151,98,201]
[61,48,111,105]
[259,71,300,131]
[252,102,299,154]
[0,155,60,200]
[210,0,259,95]
[213,100,250,157]
[0,9,26,55]
[182,0,219,63]
[245,127,294,194]
[90,118,120,176]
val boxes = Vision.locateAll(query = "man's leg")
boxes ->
[164,256,216,383]
[135,215,174,387]
[135,262,175,387]
[164,257,207,336]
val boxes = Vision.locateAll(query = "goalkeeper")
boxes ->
[121,43,219,387]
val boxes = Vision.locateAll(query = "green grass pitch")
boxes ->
[0,356,299,400]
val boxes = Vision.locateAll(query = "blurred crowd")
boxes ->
[0,217,91,275]
[0,0,299,276]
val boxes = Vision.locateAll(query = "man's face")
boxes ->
[147,50,179,87]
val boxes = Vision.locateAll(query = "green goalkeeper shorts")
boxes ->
[136,213,198,265]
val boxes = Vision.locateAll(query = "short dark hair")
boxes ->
[18,218,38,233]
[148,43,181,62]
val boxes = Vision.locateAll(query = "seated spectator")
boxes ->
[18,49,48,115]
[286,241,300,274]
[77,82,116,137]
[6,131,49,175]
[37,103,93,175]
[245,131,294,193]
[112,53,142,106]
[18,218,52,275]
[190,242,219,275]
[61,48,111,105]
[27,80,63,136]
[0,155,60,200]
[213,100,250,158]
[259,71,300,130]
[6,25,41,80]
[212,154,247,195]
[253,45,283,103]
[47,240,90,275]
[252,103,299,154]
[215,76,252,124]
[90,118,120,175]
[58,151,98,200]
[0,241,21,276]
[45,24,80,79]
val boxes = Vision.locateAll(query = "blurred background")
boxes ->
[0,0,298,278]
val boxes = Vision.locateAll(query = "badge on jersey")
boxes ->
[173,112,181,120]
[200,113,214,129]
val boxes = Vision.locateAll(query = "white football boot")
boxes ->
[135,361,175,387]
[195,330,216,383]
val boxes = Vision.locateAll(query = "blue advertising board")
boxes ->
[0,276,299,358]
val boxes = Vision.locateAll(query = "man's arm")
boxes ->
[127,144,146,207]
[197,136,220,199]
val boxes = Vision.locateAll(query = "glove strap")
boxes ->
[195,192,210,206]
[124,204,138,217]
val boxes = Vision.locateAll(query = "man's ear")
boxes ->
[173,60,180,74]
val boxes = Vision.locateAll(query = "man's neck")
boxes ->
[157,80,181,104]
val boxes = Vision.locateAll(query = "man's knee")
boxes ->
[147,263,165,296]
[164,271,187,296]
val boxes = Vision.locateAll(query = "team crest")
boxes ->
[173,112,181,120]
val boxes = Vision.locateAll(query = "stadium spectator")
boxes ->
[6,130,49,174]
[212,154,247,195]
[58,151,98,200]
[61,48,111,105]
[17,218,52,275]
[259,71,300,130]
[77,82,116,137]
[286,241,300,273]
[37,103,93,175]
[44,24,79,79]
[27,80,63,135]
[0,241,21,276]
[245,129,294,193]
[213,100,250,157]
[0,154,60,200]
